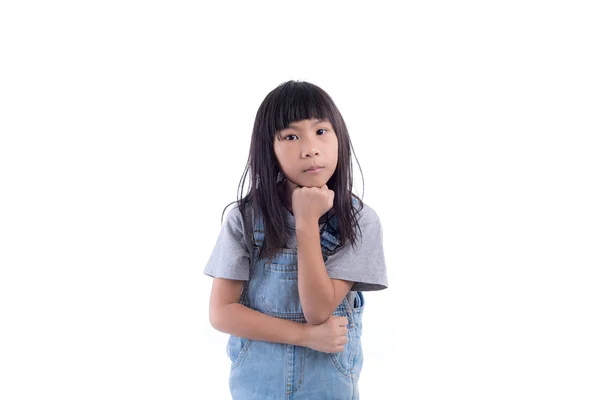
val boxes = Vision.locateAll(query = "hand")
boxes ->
[302,316,349,353]
[291,184,334,224]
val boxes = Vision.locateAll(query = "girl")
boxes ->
[204,80,388,399]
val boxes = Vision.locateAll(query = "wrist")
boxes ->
[296,323,311,347]
[295,217,319,232]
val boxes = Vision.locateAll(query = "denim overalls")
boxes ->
[226,205,365,399]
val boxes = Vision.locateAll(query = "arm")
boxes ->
[209,277,350,353]
[296,218,353,325]
[209,277,308,346]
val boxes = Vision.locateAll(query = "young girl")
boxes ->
[204,80,388,399]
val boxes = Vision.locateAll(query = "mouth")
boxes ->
[304,166,324,172]
[304,165,323,172]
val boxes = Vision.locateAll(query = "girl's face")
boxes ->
[273,118,338,194]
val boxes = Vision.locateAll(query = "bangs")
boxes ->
[264,81,333,137]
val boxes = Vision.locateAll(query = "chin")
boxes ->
[299,178,331,188]
[289,171,333,188]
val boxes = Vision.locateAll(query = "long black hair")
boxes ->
[222,80,364,260]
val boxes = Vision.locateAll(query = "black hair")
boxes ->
[222,80,364,260]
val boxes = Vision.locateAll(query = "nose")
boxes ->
[301,136,319,158]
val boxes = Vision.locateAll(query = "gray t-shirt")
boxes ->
[204,201,388,291]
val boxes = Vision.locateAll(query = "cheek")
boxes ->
[330,141,339,162]
[279,161,291,174]
[274,151,292,173]
[273,145,286,166]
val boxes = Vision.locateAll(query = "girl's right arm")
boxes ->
[209,278,348,353]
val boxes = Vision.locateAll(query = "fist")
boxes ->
[304,316,349,353]
[291,184,334,223]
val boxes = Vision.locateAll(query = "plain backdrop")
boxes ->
[1,1,599,399]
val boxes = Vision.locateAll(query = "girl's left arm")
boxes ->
[296,219,353,325]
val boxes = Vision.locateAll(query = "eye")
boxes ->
[316,129,327,135]
[284,134,298,140]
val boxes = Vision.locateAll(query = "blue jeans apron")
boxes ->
[226,208,365,399]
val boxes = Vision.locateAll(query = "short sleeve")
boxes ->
[203,206,251,280]
[325,218,388,291]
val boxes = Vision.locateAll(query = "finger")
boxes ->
[331,344,344,353]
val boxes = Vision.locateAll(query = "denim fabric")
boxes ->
[226,205,365,399]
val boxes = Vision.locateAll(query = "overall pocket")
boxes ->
[328,293,365,376]
[328,317,361,377]
[226,335,253,370]
[257,257,303,315]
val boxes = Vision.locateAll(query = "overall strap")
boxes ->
[250,212,343,256]
[251,195,358,252]
[238,211,264,305]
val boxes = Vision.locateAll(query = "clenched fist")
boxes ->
[303,316,349,353]
[291,184,334,223]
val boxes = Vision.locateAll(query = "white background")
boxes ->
[1,1,599,399]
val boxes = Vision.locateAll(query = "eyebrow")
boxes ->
[285,119,329,130]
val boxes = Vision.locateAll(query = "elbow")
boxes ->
[304,310,331,325]
[209,305,225,332]
[303,298,336,325]
[209,311,219,331]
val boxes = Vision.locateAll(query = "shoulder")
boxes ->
[353,198,381,227]
[222,201,254,235]
[218,201,255,253]
[325,198,388,291]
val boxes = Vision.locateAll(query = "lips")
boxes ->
[305,166,324,172]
